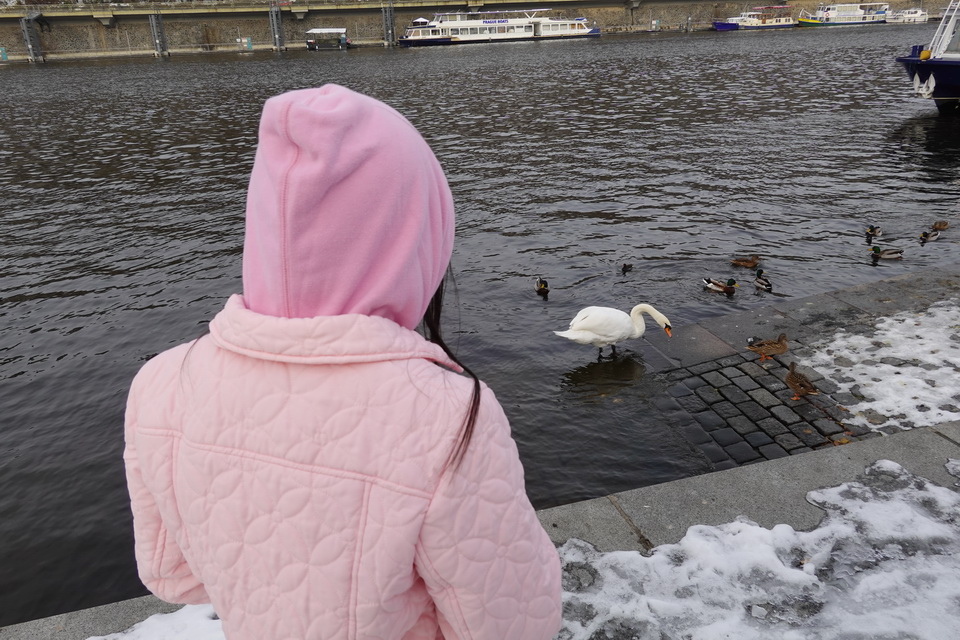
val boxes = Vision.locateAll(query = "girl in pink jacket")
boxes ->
[123,85,562,640]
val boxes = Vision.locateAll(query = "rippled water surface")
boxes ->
[3,23,960,623]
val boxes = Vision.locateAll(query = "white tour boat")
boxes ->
[398,9,601,47]
[886,7,930,22]
[797,2,890,25]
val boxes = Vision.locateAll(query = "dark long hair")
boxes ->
[422,272,481,471]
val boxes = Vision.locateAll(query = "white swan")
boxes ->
[554,303,672,359]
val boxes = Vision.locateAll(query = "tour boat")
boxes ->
[713,6,797,31]
[886,7,929,23]
[398,9,601,47]
[896,0,960,113]
[797,2,889,25]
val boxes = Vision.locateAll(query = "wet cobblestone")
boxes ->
[638,263,960,474]
[660,352,864,471]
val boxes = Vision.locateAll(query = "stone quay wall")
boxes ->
[0,0,932,62]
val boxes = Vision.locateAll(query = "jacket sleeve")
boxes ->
[123,361,210,605]
[415,386,562,640]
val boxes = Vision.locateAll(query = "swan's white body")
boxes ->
[554,304,672,353]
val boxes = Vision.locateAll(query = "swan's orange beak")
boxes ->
[664,326,673,338]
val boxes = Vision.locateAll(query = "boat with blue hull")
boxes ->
[896,1,960,114]
[713,6,797,31]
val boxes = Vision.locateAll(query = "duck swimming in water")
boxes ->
[754,269,773,293]
[866,225,883,244]
[535,276,549,298]
[871,246,903,261]
[932,220,949,231]
[621,263,633,275]
[920,230,940,245]
[703,278,739,295]
[554,303,672,359]
[730,254,761,269]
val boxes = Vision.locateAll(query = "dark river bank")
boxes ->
[3,23,960,624]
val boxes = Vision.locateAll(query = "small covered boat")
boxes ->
[306,28,350,50]
[713,6,797,31]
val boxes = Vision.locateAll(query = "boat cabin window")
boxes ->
[470,27,478,34]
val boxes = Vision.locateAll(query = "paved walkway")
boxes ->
[4,262,960,639]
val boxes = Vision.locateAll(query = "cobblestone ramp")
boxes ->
[635,264,960,471]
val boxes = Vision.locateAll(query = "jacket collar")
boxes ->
[209,295,462,370]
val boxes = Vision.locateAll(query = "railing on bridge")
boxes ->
[0,0,394,15]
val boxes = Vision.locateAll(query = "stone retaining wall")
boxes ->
[0,1,932,62]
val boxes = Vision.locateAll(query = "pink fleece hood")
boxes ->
[242,85,455,328]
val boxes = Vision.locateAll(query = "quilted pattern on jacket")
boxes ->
[124,295,562,639]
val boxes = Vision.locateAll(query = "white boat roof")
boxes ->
[432,8,552,16]
[306,28,347,34]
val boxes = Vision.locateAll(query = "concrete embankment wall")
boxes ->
[0,1,929,63]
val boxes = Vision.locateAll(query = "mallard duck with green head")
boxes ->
[754,269,773,293]
[703,278,739,295]
[920,230,940,245]
[871,246,903,260]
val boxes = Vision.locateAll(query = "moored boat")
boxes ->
[886,7,930,22]
[306,28,350,50]
[398,9,600,47]
[896,0,960,113]
[797,2,890,26]
[713,5,797,31]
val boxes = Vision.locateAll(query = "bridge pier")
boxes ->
[92,12,116,27]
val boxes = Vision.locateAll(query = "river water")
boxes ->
[3,23,960,624]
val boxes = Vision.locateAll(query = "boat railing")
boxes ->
[929,0,960,57]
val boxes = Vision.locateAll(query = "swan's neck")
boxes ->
[630,304,670,334]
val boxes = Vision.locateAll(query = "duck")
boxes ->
[932,220,949,231]
[746,333,788,362]
[785,361,819,401]
[554,303,673,359]
[730,254,761,269]
[753,269,773,293]
[865,225,883,245]
[871,246,904,260]
[920,230,940,245]
[703,278,739,295]
[535,276,549,298]
[621,263,634,275]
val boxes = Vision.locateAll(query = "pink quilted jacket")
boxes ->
[124,85,562,640]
